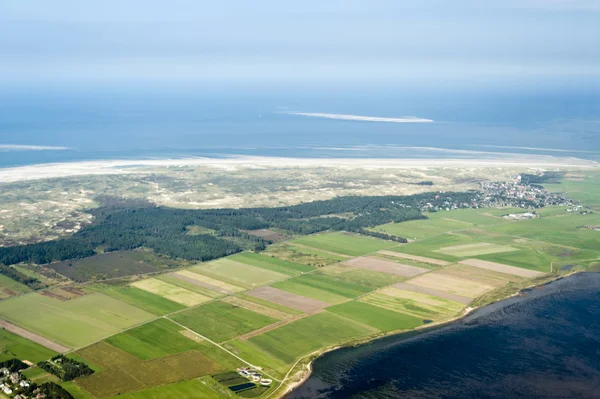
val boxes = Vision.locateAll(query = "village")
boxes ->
[0,367,31,398]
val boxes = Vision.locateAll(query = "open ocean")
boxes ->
[1,84,600,168]
[286,273,600,399]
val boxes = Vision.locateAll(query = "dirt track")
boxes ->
[0,318,70,353]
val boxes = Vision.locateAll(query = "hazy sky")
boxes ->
[1,0,599,86]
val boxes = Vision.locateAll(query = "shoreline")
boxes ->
[277,271,573,399]
[1,154,598,184]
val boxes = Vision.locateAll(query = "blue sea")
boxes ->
[1,83,599,167]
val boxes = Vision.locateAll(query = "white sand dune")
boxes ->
[0,155,597,183]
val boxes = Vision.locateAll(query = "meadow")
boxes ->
[90,284,186,315]
[327,301,424,331]
[291,232,396,256]
[0,329,57,362]
[170,301,278,343]
[0,293,154,348]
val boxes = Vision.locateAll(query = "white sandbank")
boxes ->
[283,112,433,123]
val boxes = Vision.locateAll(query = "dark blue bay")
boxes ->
[286,273,600,399]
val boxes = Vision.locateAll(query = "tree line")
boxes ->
[0,191,479,267]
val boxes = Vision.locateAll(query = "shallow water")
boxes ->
[286,273,600,399]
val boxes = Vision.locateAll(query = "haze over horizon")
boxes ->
[1,0,599,88]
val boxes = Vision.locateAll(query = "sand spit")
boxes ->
[0,155,597,184]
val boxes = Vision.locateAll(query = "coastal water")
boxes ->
[286,273,600,399]
[1,84,600,167]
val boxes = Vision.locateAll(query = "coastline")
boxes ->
[276,271,572,399]
[0,154,597,184]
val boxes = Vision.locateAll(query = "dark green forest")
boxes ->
[0,191,479,266]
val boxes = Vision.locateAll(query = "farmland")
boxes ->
[1,178,598,399]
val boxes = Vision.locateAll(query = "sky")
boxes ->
[0,0,599,87]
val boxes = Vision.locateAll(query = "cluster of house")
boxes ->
[479,181,576,209]
[236,367,272,386]
[0,368,30,398]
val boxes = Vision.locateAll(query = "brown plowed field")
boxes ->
[343,257,428,277]
[390,282,473,305]
[459,259,544,278]
[0,319,69,353]
[246,286,329,312]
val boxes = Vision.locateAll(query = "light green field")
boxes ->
[249,312,373,364]
[278,273,372,299]
[271,278,350,305]
[106,318,203,360]
[0,273,30,298]
[236,293,303,316]
[131,278,211,306]
[192,258,288,288]
[373,215,472,240]
[286,244,350,261]
[61,381,95,399]
[327,301,424,332]
[170,301,278,343]
[90,284,186,315]
[438,242,519,257]
[320,265,405,288]
[225,339,291,378]
[544,172,600,211]
[0,329,58,362]
[0,293,154,348]
[291,232,396,257]
[156,274,224,298]
[104,379,224,399]
[360,292,459,320]
[484,213,600,251]
[229,252,315,275]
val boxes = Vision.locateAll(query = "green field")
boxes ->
[249,312,372,364]
[438,242,519,257]
[320,265,405,288]
[156,274,224,298]
[90,284,186,315]
[291,232,396,256]
[264,243,348,267]
[0,273,30,298]
[373,216,472,240]
[326,301,424,332]
[235,293,303,316]
[544,172,600,211]
[0,293,154,348]
[170,301,278,342]
[271,279,349,305]
[0,329,57,362]
[225,339,291,378]
[360,291,463,320]
[230,252,315,275]
[191,258,288,288]
[106,318,203,360]
[76,341,224,398]
[104,379,224,399]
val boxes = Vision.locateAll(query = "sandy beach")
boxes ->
[0,154,597,184]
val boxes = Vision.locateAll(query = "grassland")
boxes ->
[0,293,154,348]
[90,284,186,315]
[291,232,396,256]
[192,258,288,288]
[104,379,225,399]
[229,252,315,275]
[170,301,278,343]
[248,312,373,364]
[327,301,424,331]
[105,318,203,360]
[0,273,30,299]
[132,278,211,306]
[0,329,57,362]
